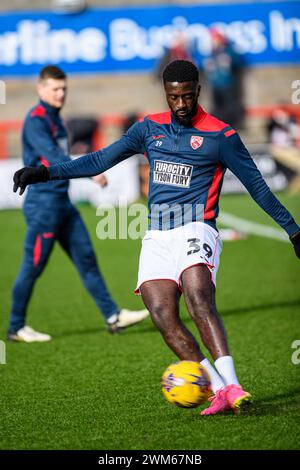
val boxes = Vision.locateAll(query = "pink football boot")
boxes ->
[225,384,252,413]
[200,388,230,416]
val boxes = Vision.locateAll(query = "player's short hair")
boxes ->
[39,65,66,81]
[163,60,199,84]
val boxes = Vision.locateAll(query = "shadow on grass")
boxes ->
[53,298,300,339]
[54,323,155,339]
[245,388,300,417]
[220,299,300,318]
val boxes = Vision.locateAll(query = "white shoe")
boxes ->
[117,309,149,328]
[107,309,149,333]
[8,326,52,343]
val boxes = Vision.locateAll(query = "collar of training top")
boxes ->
[170,105,207,128]
[39,99,61,116]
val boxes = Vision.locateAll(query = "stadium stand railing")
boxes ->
[1,105,300,159]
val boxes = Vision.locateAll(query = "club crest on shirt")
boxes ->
[190,135,204,150]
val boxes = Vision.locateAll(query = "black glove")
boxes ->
[290,230,300,259]
[13,165,50,195]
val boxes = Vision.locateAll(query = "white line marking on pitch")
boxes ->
[219,212,289,243]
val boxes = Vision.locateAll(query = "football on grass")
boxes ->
[162,361,211,408]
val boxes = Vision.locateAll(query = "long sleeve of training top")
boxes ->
[219,131,298,235]
[49,121,145,180]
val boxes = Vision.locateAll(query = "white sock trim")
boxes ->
[200,358,225,394]
[214,355,240,386]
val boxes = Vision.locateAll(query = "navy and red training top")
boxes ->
[23,99,70,203]
[49,105,299,234]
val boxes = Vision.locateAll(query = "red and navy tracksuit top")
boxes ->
[49,105,299,236]
[23,99,70,204]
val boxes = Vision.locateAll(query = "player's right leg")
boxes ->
[140,280,205,362]
[7,214,56,342]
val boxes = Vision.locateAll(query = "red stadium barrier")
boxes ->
[0,120,22,159]
[246,104,300,120]
[1,106,300,159]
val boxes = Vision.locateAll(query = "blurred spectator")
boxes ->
[267,106,300,193]
[122,113,149,198]
[67,117,98,154]
[267,107,299,148]
[202,28,245,129]
[155,32,194,81]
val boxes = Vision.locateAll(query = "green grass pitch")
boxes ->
[0,193,299,450]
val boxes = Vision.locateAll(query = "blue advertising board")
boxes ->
[0,1,299,76]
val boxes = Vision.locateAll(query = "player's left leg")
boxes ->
[57,206,148,332]
[182,265,251,414]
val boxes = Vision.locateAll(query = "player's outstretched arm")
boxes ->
[219,131,300,258]
[13,145,128,195]
[13,120,146,195]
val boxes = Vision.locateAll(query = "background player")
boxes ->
[7,65,149,343]
[13,60,300,415]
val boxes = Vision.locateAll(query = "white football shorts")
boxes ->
[135,221,222,294]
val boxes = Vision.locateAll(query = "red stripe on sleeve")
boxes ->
[224,129,236,138]
[204,165,224,220]
[40,157,50,167]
